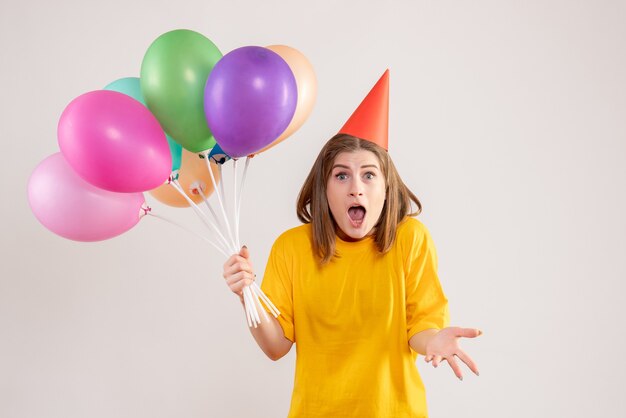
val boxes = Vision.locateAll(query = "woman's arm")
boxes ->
[408,328,439,355]
[240,298,293,360]
[223,246,293,360]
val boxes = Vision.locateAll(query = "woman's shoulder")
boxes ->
[397,216,429,235]
[272,223,312,248]
[396,216,433,247]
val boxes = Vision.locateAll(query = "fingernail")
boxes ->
[475,371,480,376]
[242,245,247,249]
[478,329,483,336]
[458,376,463,381]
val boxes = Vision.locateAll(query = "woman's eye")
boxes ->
[364,172,375,180]
[335,173,348,180]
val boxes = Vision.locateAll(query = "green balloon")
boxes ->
[141,29,222,153]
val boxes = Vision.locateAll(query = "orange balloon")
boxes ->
[149,149,221,207]
[257,45,317,153]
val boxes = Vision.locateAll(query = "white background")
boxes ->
[1,0,625,416]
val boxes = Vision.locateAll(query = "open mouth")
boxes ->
[347,205,366,227]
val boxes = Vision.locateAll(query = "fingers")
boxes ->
[223,254,254,270]
[446,355,464,381]
[223,260,255,278]
[455,348,480,376]
[223,255,239,270]
[222,245,256,299]
[432,355,444,368]
[456,327,483,338]
[225,271,256,294]
[223,246,254,270]
[425,351,480,380]
[223,248,254,278]
[425,354,465,381]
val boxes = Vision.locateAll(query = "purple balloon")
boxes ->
[58,90,172,193]
[204,46,297,158]
[28,153,145,242]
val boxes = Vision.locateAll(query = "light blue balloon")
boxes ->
[104,77,182,172]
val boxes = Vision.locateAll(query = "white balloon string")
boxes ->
[248,285,269,324]
[169,180,231,253]
[169,180,232,253]
[218,164,226,213]
[242,288,253,328]
[242,287,253,327]
[145,212,228,258]
[236,157,252,247]
[252,282,281,318]
[244,286,260,327]
[252,286,270,323]
[197,187,234,261]
[244,286,260,328]
[233,159,241,249]
[250,287,261,325]
[218,162,238,250]
[204,154,238,253]
[197,188,223,231]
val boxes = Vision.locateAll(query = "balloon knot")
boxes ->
[190,180,205,195]
[167,173,179,184]
[210,154,228,165]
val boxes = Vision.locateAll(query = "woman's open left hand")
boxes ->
[424,327,482,380]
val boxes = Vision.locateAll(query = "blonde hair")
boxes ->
[296,134,422,264]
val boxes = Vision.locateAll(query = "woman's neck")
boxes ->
[335,227,375,242]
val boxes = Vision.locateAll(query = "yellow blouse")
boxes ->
[261,217,449,417]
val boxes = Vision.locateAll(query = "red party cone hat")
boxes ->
[338,69,389,150]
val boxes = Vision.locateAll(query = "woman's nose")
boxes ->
[349,180,364,196]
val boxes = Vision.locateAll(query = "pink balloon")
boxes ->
[28,153,146,242]
[58,90,172,193]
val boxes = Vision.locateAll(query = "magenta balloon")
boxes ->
[28,153,145,242]
[58,90,172,192]
[204,46,297,158]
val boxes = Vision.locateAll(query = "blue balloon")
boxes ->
[208,143,231,165]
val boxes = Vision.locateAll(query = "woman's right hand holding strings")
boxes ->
[223,245,256,303]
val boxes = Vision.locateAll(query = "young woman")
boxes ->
[223,133,482,417]
[223,68,480,416]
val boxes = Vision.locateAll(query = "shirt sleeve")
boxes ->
[260,237,296,342]
[405,223,450,340]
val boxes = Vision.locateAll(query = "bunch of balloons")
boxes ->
[28,29,317,327]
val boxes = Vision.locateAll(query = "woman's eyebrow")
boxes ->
[332,164,379,170]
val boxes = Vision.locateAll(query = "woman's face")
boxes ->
[326,150,386,241]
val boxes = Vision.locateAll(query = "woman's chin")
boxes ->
[337,223,373,241]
